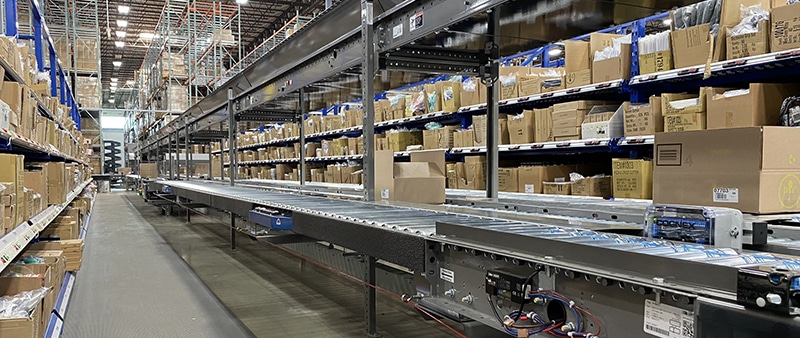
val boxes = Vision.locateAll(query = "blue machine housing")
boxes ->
[249,209,293,231]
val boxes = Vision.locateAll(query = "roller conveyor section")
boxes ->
[160,180,800,276]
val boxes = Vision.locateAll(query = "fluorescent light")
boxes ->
[118,5,130,14]
[115,41,125,48]
[110,84,118,88]
[112,61,122,67]
[140,32,155,39]
[236,0,247,4]
[110,77,118,82]
[116,20,128,27]
[108,99,115,103]
[548,48,562,57]
[115,31,127,38]
[126,80,135,85]
[110,88,117,92]
[662,19,672,26]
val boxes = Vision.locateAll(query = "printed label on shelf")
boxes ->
[50,317,64,338]
[381,189,389,199]
[393,23,403,39]
[712,188,739,203]
[439,267,455,283]
[409,12,423,32]
[643,299,694,338]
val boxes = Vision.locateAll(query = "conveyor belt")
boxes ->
[159,180,800,275]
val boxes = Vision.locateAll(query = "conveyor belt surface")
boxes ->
[160,180,800,274]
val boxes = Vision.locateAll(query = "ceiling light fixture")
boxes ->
[108,99,115,103]
[662,19,672,26]
[115,31,126,38]
[548,48,562,57]
[112,61,122,67]
[115,41,125,48]
[236,0,248,4]
[116,20,128,27]
[140,32,155,39]
[126,80,135,85]
[118,5,130,14]
[110,77,118,82]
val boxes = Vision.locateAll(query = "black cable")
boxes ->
[515,268,541,326]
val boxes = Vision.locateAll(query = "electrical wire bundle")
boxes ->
[488,271,601,337]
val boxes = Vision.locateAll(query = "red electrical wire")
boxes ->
[262,241,468,338]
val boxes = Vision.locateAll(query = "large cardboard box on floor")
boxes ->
[705,83,797,129]
[624,97,663,137]
[612,158,653,199]
[772,2,800,52]
[654,127,800,213]
[0,276,45,338]
[374,149,446,204]
[518,165,574,194]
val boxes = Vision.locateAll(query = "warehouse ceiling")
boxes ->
[96,0,330,107]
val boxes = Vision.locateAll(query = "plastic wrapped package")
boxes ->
[593,35,632,62]
[424,122,443,130]
[639,31,671,54]
[727,4,769,37]
[0,265,37,278]
[426,88,438,113]
[410,90,426,115]
[674,0,721,34]
[462,77,478,92]
[0,287,49,319]
[780,97,800,126]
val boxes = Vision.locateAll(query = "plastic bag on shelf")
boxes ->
[462,77,478,92]
[727,4,769,37]
[410,90,426,115]
[593,35,631,62]
[425,122,443,130]
[0,265,37,278]
[780,97,800,126]
[426,88,438,113]
[0,287,49,319]
[569,172,585,182]
[674,0,721,33]
[639,31,671,54]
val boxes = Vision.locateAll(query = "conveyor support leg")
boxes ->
[230,213,237,250]
[365,255,379,337]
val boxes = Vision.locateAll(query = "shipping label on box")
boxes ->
[612,158,653,199]
[624,97,663,136]
[665,113,706,132]
[772,3,800,52]
[726,23,770,60]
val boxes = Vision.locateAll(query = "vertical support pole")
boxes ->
[168,133,174,179]
[227,88,236,186]
[207,141,213,180]
[5,0,17,37]
[361,0,376,201]
[155,141,160,177]
[485,10,500,200]
[299,87,307,185]
[365,255,378,337]
[184,117,190,180]
[230,213,236,250]
[325,0,332,9]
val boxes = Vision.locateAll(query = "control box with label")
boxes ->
[248,207,292,231]
[737,267,800,316]
[485,268,535,304]
[645,204,743,249]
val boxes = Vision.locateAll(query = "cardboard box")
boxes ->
[460,77,486,107]
[565,40,591,73]
[612,158,653,199]
[543,182,573,195]
[438,81,461,113]
[772,2,800,52]
[0,155,23,224]
[572,176,613,197]
[387,130,422,152]
[590,33,625,61]
[23,164,48,206]
[671,24,713,69]
[654,127,800,213]
[473,115,510,146]
[0,81,22,113]
[624,97,663,137]
[517,75,542,97]
[705,83,797,129]
[661,91,706,116]
[665,113,706,132]
[726,22,770,60]
[424,83,442,113]
[453,130,474,148]
[533,108,553,143]
[566,69,592,88]
[639,50,673,75]
[507,110,535,145]
[140,163,158,179]
[592,43,631,83]
[456,158,486,190]
[518,165,574,194]
[0,277,44,338]
[374,149,446,204]
[498,167,519,192]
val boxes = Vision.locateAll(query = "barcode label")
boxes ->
[643,299,693,338]
[646,324,670,336]
[525,184,535,193]
[712,187,739,203]
[656,144,682,166]
[381,189,389,199]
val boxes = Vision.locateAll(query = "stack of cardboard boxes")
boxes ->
[0,154,24,227]
[1,183,14,234]
[551,100,608,141]
[61,239,85,271]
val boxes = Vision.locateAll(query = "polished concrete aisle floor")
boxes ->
[65,191,461,338]
[63,192,253,338]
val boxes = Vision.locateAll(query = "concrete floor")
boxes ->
[64,191,461,337]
